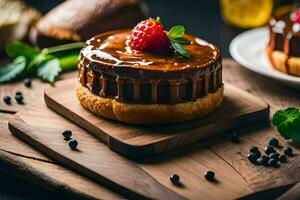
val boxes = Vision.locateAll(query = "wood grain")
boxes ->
[0,112,123,200]
[44,79,269,158]
[0,71,76,113]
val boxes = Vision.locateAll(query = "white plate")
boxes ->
[229,27,300,88]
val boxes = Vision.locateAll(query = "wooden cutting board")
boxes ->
[8,96,300,200]
[43,79,269,158]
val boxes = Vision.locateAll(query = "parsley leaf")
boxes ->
[37,58,61,83]
[272,107,300,142]
[6,41,39,59]
[0,56,26,83]
[170,41,190,58]
[167,25,185,38]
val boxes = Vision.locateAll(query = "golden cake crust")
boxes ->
[267,49,300,76]
[76,84,224,125]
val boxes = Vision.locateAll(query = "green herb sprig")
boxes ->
[0,41,84,83]
[167,25,191,58]
[272,107,300,142]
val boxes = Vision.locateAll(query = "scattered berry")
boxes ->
[283,147,293,157]
[265,146,276,155]
[204,171,215,181]
[247,152,258,164]
[278,155,287,163]
[15,91,22,96]
[15,94,23,104]
[269,152,279,160]
[170,174,180,185]
[129,18,171,55]
[68,139,78,150]
[3,96,11,104]
[62,130,72,140]
[249,146,259,154]
[291,8,300,23]
[268,158,278,167]
[267,138,279,147]
[257,155,269,166]
[24,78,32,87]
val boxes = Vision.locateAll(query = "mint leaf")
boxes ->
[272,107,300,142]
[0,56,26,83]
[170,41,190,58]
[167,25,185,38]
[54,51,79,71]
[6,41,39,59]
[37,58,61,83]
[170,37,191,44]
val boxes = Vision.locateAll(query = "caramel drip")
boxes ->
[150,80,158,103]
[80,59,222,104]
[169,80,180,103]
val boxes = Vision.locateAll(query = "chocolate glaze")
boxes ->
[78,30,222,104]
[267,8,300,73]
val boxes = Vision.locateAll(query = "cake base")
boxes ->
[266,48,300,77]
[76,84,224,125]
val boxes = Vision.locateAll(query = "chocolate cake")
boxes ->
[267,7,300,76]
[76,21,223,125]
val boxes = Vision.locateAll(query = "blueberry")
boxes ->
[15,94,23,104]
[283,147,293,157]
[265,146,276,155]
[62,130,72,140]
[247,153,258,164]
[268,158,278,167]
[170,174,180,185]
[267,138,279,147]
[24,78,32,87]
[278,155,287,163]
[15,91,22,96]
[204,171,215,181]
[269,152,279,159]
[3,96,11,104]
[257,155,269,166]
[249,146,259,153]
[68,139,78,150]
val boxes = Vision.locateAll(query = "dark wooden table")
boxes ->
[1,0,298,200]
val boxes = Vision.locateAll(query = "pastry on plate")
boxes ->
[77,18,223,124]
[266,6,300,76]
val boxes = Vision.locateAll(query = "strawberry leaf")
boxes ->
[170,41,190,58]
[167,25,185,38]
[170,37,191,44]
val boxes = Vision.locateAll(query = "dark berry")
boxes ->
[283,147,293,157]
[229,132,239,143]
[204,171,215,181]
[62,130,72,140]
[3,96,11,104]
[15,91,22,96]
[68,139,78,150]
[267,138,279,147]
[265,146,276,155]
[170,174,180,185]
[278,155,287,163]
[249,146,259,153]
[24,78,32,87]
[15,94,23,104]
[257,155,269,166]
[268,158,278,167]
[269,152,279,159]
[247,153,258,164]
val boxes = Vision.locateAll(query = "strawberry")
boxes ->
[129,18,191,58]
[291,8,300,24]
[129,18,171,55]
